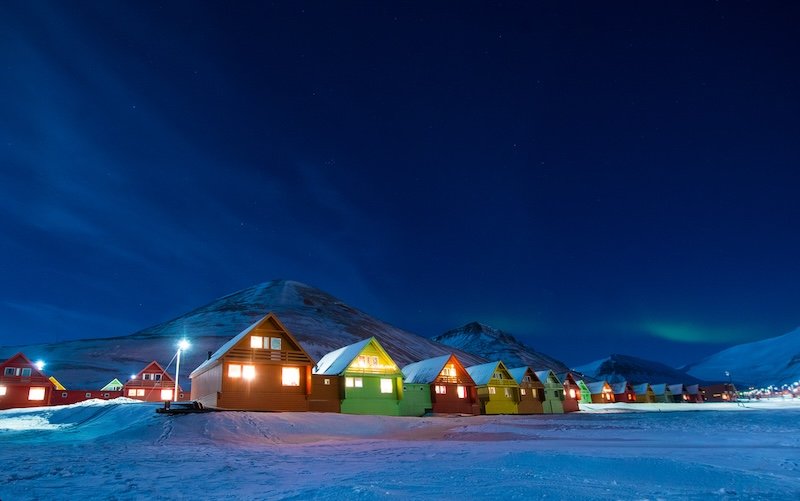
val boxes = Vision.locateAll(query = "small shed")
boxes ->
[650,383,673,403]
[633,383,656,403]
[467,361,520,415]
[534,370,564,414]
[668,384,689,403]
[586,381,615,403]
[124,361,187,402]
[314,337,404,416]
[101,378,124,392]
[0,352,53,410]
[685,384,704,403]
[508,366,545,415]
[401,354,479,416]
[612,381,637,403]
[190,313,315,411]
[558,372,581,413]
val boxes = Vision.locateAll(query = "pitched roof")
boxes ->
[686,384,701,395]
[633,383,651,394]
[651,383,668,395]
[192,312,313,376]
[611,382,630,394]
[586,381,610,394]
[668,384,686,394]
[101,378,124,391]
[508,366,540,385]
[0,352,47,379]
[467,361,506,385]
[313,337,398,376]
[401,354,451,384]
[535,370,561,385]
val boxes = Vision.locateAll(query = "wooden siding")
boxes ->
[309,375,341,413]
[217,362,311,411]
[0,353,54,410]
[191,363,222,408]
[50,390,123,405]
[400,383,432,416]
[340,375,402,415]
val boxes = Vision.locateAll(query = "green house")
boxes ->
[577,379,593,404]
[535,370,564,414]
[466,361,519,415]
[313,337,404,416]
[100,378,124,392]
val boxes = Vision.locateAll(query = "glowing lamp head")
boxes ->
[178,339,190,351]
[34,360,45,371]
[130,374,137,380]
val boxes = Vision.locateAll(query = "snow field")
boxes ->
[1,399,798,500]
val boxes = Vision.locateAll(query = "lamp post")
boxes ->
[175,339,190,402]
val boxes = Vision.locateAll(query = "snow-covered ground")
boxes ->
[1,400,799,500]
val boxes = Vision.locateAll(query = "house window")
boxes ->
[85,392,92,398]
[4,367,17,376]
[282,367,300,386]
[143,374,152,381]
[434,385,446,394]
[504,388,512,398]
[441,364,456,377]
[251,335,263,349]
[569,388,576,399]
[488,387,496,395]
[179,393,184,399]
[28,387,46,401]
[323,378,331,385]
[380,379,393,394]
[228,364,242,378]
[160,389,173,401]
[154,374,162,382]
[61,392,68,398]
[523,375,531,383]
[21,368,32,377]
[354,378,363,388]
[493,372,503,380]
[457,385,466,399]
[270,337,282,350]
[103,393,110,398]
[128,389,137,397]
[0,386,7,396]
[345,377,354,388]
[520,388,527,396]
[242,365,256,381]
[136,389,145,397]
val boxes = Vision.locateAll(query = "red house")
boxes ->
[611,381,637,403]
[124,361,187,402]
[401,354,480,415]
[0,353,53,410]
[559,372,582,412]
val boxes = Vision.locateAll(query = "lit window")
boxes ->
[520,388,527,396]
[569,388,576,399]
[242,365,256,381]
[345,377,354,388]
[380,379,393,394]
[504,388,512,398]
[270,337,282,350]
[324,378,331,385]
[136,389,145,397]
[282,367,300,386]
[251,336,263,349]
[442,364,456,377]
[128,389,137,397]
[228,364,242,378]
[0,386,6,396]
[457,385,466,399]
[28,387,46,401]
[161,389,173,401]
[435,385,446,394]
[488,387,496,395]
[354,378,363,388]
[21,368,32,377]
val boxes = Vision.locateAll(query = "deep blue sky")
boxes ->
[1,2,798,367]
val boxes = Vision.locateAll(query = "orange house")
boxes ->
[190,313,315,411]
[0,353,53,410]
[124,361,187,402]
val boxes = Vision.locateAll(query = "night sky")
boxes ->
[2,2,799,367]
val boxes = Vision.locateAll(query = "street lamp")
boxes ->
[175,338,190,402]
[35,360,45,371]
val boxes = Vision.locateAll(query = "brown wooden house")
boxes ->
[611,381,637,403]
[190,313,315,411]
[0,352,53,410]
[559,372,581,413]
[668,383,689,403]
[685,384,704,403]
[400,354,480,416]
[633,383,656,403]
[124,360,187,402]
[508,366,545,414]
[586,381,615,403]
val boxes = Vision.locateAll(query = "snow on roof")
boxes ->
[586,381,609,394]
[535,370,560,384]
[651,383,668,394]
[401,355,451,384]
[686,384,701,395]
[313,337,374,376]
[633,383,651,393]
[508,366,533,384]
[668,384,686,394]
[611,382,629,394]
[466,361,502,385]
[192,314,270,375]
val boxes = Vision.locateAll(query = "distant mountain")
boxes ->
[574,354,704,385]
[432,322,569,372]
[0,280,485,389]
[684,327,800,387]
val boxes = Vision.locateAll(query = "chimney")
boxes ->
[207,351,212,361]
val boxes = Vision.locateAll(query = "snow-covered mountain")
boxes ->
[684,327,800,387]
[0,280,485,389]
[574,354,704,385]
[432,322,569,372]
